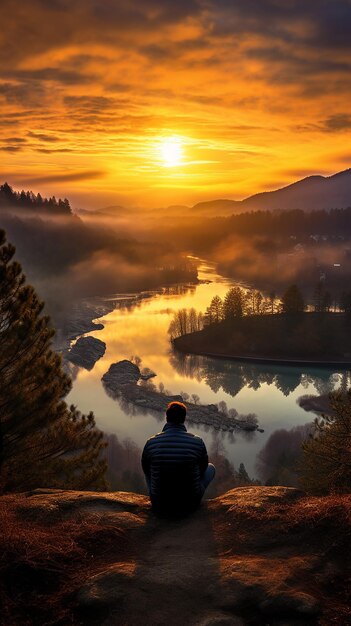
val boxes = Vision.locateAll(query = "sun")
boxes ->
[160,137,183,167]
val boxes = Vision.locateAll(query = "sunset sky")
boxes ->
[2,0,351,209]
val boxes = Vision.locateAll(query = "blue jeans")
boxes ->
[201,463,216,493]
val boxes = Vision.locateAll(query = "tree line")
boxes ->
[199,207,351,240]
[169,283,351,339]
[0,182,72,215]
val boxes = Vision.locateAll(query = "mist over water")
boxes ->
[67,260,348,485]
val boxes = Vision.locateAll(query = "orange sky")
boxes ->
[1,1,351,209]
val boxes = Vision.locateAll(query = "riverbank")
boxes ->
[173,313,351,367]
[53,283,201,357]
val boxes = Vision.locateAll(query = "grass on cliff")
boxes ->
[0,491,350,626]
[0,494,132,626]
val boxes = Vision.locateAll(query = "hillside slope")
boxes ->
[1,487,349,625]
[192,168,351,216]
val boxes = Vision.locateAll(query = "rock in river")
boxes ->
[66,336,106,370]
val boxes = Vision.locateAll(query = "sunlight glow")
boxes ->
[160,137,183,167]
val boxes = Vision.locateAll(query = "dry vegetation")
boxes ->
[0,493,139,625]
[1,489,350,626]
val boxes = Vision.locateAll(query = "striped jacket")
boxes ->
[141,422,209,511]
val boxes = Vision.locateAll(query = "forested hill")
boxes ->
[0,182,72,215]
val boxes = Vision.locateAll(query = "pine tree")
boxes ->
[237,462,251,485]
[0,230,107,492]
[223,287,244,320]
[209,295,223,324]
[281,284,305,314]
[299,390,351,494]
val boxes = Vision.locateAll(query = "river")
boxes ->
[67,260,349,484]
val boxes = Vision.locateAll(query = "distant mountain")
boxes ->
[77,205,131,218]
[192,168,351,216]
[78,168,351,220]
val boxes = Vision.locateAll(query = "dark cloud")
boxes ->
[1,67,94,85]
[0,82,46,106]
[0,145,24,152]
[63,95,118,112]
[0,0,202,67]
[208,0,351,49]
[106,82,132,93]
[294,113,351,134]
[323,114,351,132]
[19,170,106,185]
[1,0,351,105]
[35,148,73,154]
[205,1,351,92]
[140,37,209,62]
[5,137,27,143]
[90,0,201,27]
[28,131,60,142]
[245,45,351,76]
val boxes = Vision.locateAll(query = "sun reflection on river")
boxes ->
[67,260,347,480]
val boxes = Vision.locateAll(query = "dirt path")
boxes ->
[123,506,231,626]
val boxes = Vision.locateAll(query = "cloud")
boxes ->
[322,114,351,132]
[35,148,73,154]
[63,95,118,112]
[0,82,46,106]
[1,0,351,207]
[208,0,351,49]
[1,67,94,85]
[0,145,24,152]
[5,137,27,143]
[19,170,106,185]
[294,113,351,134]
[0,0,203,67]
[28,131,60,142]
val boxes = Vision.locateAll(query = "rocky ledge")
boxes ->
[102,360,261,432]
[1,486,349,625]
[66,336,106,370]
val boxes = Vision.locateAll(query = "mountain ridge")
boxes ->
[192,167,351,216]
[88,168,351,218]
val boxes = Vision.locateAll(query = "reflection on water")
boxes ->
[67,259,350,485]
[170,351,349,398]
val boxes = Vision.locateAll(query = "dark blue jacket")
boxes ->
[142,422,209,512]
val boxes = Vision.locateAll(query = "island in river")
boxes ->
[173,312,351,366]
[102,360,262,432]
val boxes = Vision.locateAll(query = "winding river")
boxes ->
[67,260,349,481]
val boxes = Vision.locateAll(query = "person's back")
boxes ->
[141,401,215,515]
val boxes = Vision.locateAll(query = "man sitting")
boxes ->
[141,401,215,515]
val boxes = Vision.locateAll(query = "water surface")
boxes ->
[67,261,348,480]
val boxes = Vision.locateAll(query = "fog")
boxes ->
[255,423,313,487]
[2,189,351,361]
[0,207,197,326]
